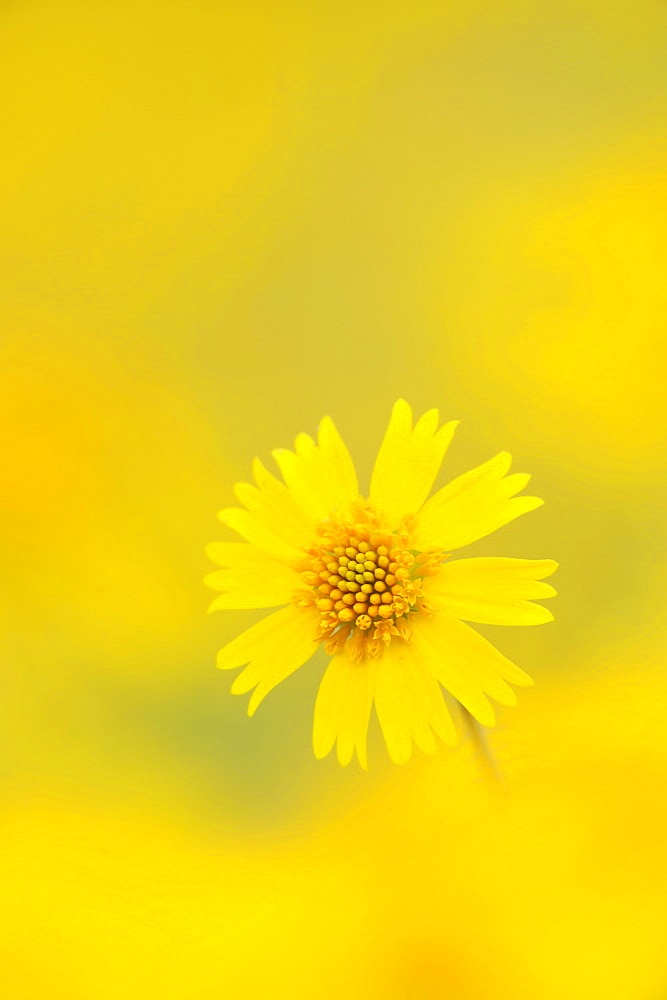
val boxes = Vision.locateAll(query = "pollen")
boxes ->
[300,503,443,662]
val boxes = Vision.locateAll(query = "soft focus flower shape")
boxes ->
[206,401,557,767]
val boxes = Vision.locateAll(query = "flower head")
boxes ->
[206,400,557,766]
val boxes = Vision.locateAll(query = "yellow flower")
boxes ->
[206,400,557,767]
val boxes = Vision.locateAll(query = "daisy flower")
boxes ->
[206,400,557,766]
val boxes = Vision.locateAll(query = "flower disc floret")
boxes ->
[296,503,443,663]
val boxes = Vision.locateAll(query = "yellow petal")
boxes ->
[373,640,457,764]
[218,507,305,563]
[425,557,558,626]
[216,451,320,563]
[205,543,302,610]
[272,416,358,524]
[369,399,459,528]
[216,606,319,715]
[410,612,534,727]
[313,653,378,768]
[411,451,543,550]
[246,456,316,546]
[318,415,359,510]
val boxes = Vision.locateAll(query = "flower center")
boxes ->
[293,503,442,662]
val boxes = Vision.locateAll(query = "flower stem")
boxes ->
[459,704,501,787]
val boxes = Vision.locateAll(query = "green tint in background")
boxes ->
[1,2,666,997]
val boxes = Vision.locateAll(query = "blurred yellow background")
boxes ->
[2,1,666,997]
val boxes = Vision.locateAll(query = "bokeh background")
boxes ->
[2,1,667,997]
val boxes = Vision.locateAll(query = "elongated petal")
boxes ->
[313,654,378,768]
[318,415,360,511]
[246,457,316,546]
[216,452,319,563]
[369,400,459,528]
[218,507,305,563]
[205,542,302,610]
[373,640,457,764]
[411,451,543,551]
[217,606,319,715]
[272,416,358,524]
[410,612,533,727]
[425,557,558,626]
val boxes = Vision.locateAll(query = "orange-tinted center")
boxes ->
[293,506,443,662]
